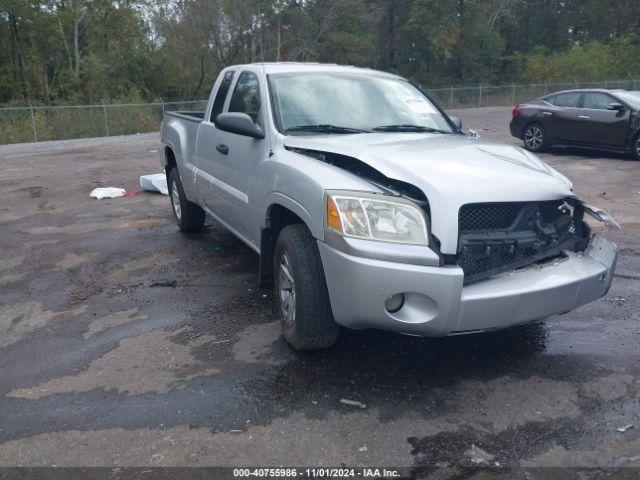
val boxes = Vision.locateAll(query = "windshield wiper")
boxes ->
[372,124,449,134]
[284,124,369,134]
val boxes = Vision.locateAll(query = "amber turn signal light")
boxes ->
[327,196,342,231]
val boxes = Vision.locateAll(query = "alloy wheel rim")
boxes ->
[636,136,640,158]
[171,180,181,220]
[278,251,296,326]
[524,126,543,150]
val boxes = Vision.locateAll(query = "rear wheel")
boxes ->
[523,123,547,152]
[633,132,640,161]
[274,224,339,350]
[168,168,205,233]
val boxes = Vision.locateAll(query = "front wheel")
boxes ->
[274,224,339,350]
[523,123,547,152]
[168,168,205,233]
[633,133,640,161]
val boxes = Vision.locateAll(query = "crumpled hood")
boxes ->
[283,132,574,253]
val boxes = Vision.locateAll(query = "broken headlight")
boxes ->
[325,191,429,246]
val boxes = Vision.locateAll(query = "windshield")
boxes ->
[269,73,454,135]
[616,91,640,110]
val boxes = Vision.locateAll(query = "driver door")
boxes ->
[195,70,240,230]
[203,70,268,244]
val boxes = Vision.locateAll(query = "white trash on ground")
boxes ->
[464,444,495,465]
[339,398,367,409]
[89,187,126,199]
[139,173,168,195]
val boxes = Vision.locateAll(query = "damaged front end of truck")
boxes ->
[455,198,619,284]
[285,144,620,286]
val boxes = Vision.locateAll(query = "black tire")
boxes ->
[632,132,640,161]
[522,123,548,152]
[274,224,339,350]
[168,167,205,233]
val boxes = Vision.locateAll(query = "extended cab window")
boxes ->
[228,71,261,123]
[582,93,614,110]
[210,70,235,122]
[552,92,581,107]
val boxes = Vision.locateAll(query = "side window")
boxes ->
[552,93,581,108]
[228,71,261,123]
[210,71,235,121]
[583,93,614,110]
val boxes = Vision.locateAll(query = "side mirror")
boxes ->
[607,102,626,111]
[449,116,463,130]
[214,112,265,139]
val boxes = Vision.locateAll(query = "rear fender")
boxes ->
[162,118,198,201]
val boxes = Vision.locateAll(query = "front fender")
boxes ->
[628,110,640,149]
[257,145,386,244]
[265,192,318,238]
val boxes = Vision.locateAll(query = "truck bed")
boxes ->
[161,111,204,175]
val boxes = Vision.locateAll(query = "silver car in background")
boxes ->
[161,63,618,350]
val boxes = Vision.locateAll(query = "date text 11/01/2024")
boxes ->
[232,468,402,478]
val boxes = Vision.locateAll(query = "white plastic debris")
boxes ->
[89,187,126,199]
[464,444,495,465]
[340,398,367,409]
[616,424,633,432]
[139,173,168,195]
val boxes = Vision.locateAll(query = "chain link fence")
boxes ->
[0,100,207,145]
[426,79,640,110]
[2,79,640,145]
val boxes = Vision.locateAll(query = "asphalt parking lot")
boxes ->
[0,107,639,475]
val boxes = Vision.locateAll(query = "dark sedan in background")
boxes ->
[510,89,640,160]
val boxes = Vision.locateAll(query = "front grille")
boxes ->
[459,203,523,231]
[458,200,586,283]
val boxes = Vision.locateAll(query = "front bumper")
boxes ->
[318,235,617,336]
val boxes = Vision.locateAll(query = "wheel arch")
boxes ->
[259,200,315,286]
[164,146,177,182]
[161,118,190,176]
[631,128,640,160]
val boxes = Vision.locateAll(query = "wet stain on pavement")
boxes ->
[408,420,585,472]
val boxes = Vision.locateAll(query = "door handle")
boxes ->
[216,144,229,155]
[578,115,590,119]
[542,111,553,115]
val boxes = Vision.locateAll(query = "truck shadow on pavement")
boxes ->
[243,320,594,420]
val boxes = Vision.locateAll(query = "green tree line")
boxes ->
[1,0,640,106]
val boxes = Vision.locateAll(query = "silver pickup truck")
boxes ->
[160,62,618,350]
